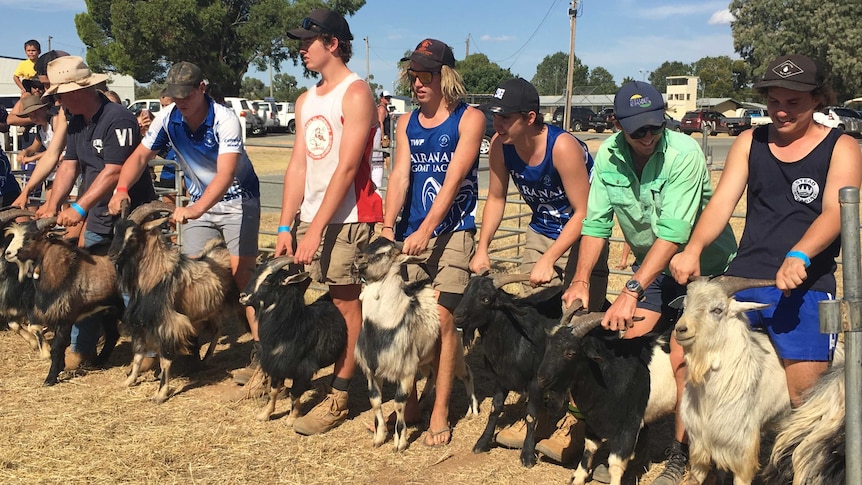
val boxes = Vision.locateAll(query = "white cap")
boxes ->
[381,90,392,98]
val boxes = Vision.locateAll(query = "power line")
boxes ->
[491,0,561,68]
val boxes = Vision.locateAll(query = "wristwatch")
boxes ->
[624,279,645,300]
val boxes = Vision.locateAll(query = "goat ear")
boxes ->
[729,299,772,315]
[281,271,310,286]
[396,253,424,265]
[142,216,170,231]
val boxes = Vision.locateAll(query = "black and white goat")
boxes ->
[109,201,242,403]
[675,276,790,485]
[0,208,45,357]
[536,309,676,485]
[7,217,123,385]
[239,256,347,424]
[354,237,478,451]
[453,270,565,467]
[762,344,846,485]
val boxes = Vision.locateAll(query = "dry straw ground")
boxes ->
[0,141,771,485]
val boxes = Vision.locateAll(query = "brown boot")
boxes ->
[292,389,349,436]
[65,350,95,370]
[495,412,556,449]
[535,412,585,464]
[232,341,261,385]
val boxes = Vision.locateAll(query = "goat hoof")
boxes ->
[473,444,491,454]
[256,412,272,422]
[520,452,537,468]
[152,394,168,404]
[43,378,58,386]
[372,438,385,448]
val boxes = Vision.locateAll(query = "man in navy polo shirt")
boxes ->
[109,61,261,383]
[41,56,156,368]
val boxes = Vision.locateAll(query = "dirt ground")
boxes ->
[0,324,680,485]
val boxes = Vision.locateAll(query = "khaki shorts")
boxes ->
[520,229,610,312]
[403,230,475,295]
[295,221,375,286]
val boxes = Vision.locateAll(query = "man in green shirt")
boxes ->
[562,81,736,485]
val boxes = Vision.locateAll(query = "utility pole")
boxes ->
[563,0,578,132]
[48,36,52,50]
[466,35,470,57]
[268,59,274,98]
[364,37,370,83]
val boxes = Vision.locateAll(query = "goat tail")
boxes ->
[158,310,197,355]
[763,360,845,485]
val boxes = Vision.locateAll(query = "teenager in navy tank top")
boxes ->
[671,54,862,407]
[382,38,485,447]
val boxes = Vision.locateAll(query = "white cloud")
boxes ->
[636,2,727,20]
[708,9,735,25]
[480,35,516,42]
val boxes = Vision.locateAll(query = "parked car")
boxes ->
[552,106,603,132]
[223,97,265,136]
[723,108,770,136]
[821,107,862,136]
[664,113,681,132]
[679,110,727,136]
[480,109,495,155]
[595,107,615,132]
[274,102,296,134]
[252,99,280,133]
[127,99,163,116]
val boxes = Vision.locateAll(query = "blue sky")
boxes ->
[4,0,737,93]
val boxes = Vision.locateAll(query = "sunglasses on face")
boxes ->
[627,122,666,140]
[301,17,334,36]
[407,69,438,85]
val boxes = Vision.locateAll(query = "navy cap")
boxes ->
[481,78,539,115]
[613,81,666,133]
[400,39,455,71]
[753,54,823,92]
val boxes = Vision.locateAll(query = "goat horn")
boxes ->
[569,312,606,338]
[491,272,532,288]
[35,217,57,230]
[712,275,776,296]
[128,201,176,224]
[561,299,584,323]
[120,198,130,219]
[0,208,34,224]
[265,255,295,272]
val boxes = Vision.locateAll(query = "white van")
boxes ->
[223,97,265,136]
[127,99,162,116]
[274,102,296,134]
[252,99,280,133]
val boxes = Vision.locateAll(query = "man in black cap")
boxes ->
[108,60,262,382]
[275,8,382,436]
[562,80,738,485]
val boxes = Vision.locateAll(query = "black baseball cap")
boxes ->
[400,39,455,71]
[613,81,666,134]
[164,61,204,99]
[753,54,823,92]
[481,78,539,115]
[287,8,353,41]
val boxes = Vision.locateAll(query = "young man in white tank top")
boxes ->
[275,8,382,436]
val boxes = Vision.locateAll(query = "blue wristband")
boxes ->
[277,225,291,234]
[786,250,811,268]
[70,202,87,217]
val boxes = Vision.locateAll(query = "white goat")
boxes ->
[675,276,790,485]
[354,237,478,451]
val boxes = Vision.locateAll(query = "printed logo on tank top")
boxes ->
[792,177,819,204]
[305,115,334,160]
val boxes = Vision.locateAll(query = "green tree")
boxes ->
[692,56,737,98]
[730,0,862,99]
[241,77,266,99]
[272,73,305,102]
[530,52,589,96]
[75,0,366,96]
[649,61,692,92]
[135,82,166,99]
[620,76,636,85]
[587,66,616,95]
[456,53,513,94]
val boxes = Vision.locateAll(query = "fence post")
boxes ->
[827,187,862,485]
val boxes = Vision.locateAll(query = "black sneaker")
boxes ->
[651,441,688,485]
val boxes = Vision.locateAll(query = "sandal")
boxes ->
[423,426,452,447]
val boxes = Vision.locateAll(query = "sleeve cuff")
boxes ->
[655,218,694,244]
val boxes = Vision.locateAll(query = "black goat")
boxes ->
[453,271,563,467]
[10,219,123,386]
[0,208,43,356]
[110,201,242,403]
[240,256,347,424]
[536,311,676,485]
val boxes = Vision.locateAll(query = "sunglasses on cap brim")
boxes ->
[301,17,335,36]
[627,122,666,140]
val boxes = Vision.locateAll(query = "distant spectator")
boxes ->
[101,90,122,104]
[12,40,40,95]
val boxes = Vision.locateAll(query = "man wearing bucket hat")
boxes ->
[562,81,737,485]
[671,55,862,411]
[41,55,155,369]
[108,60,261,383]
[274,8,382,435]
